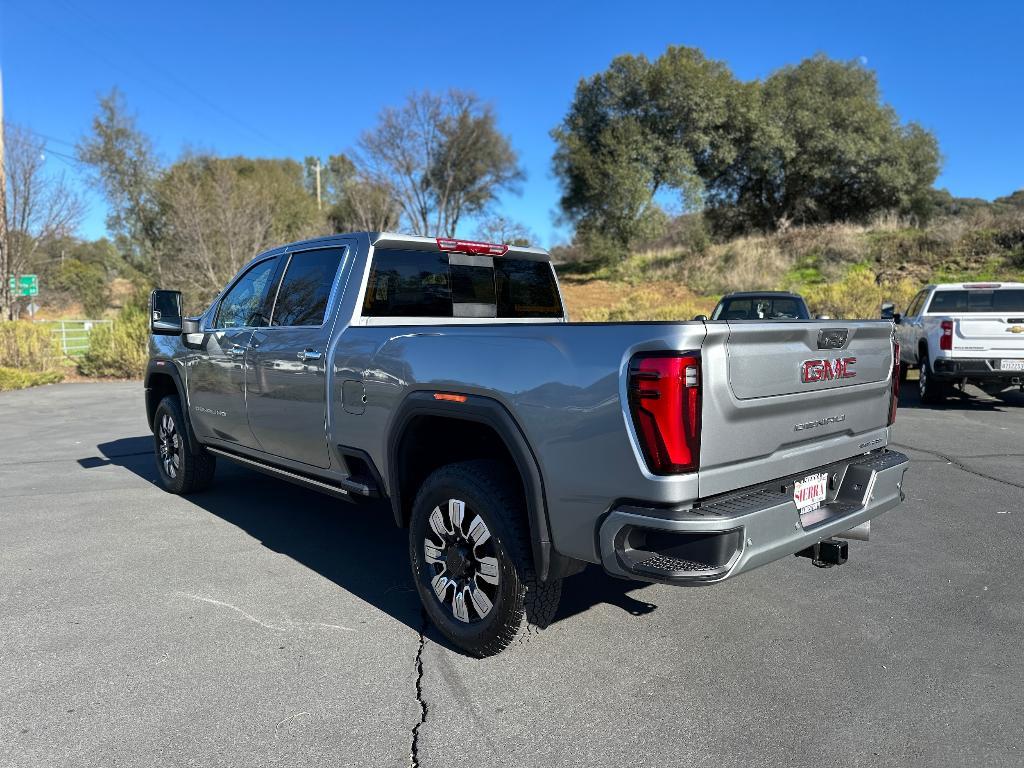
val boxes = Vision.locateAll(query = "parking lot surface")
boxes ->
[1,381,1022,767]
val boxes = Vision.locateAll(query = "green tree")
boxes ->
[359,90,524,237]
[76,89,164,281]
[157,155,323,303]
[730,56,941,230]
[553,49,942,245]
[53,259,110,317]
[552,48,735,255]
[305,152,401,233]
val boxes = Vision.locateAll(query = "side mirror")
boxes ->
[880,301,895,320]
[150,290,183,335]
[693,314,709,321]
[893,312,902,325]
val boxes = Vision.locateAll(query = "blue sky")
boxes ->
[3,0,1023,248]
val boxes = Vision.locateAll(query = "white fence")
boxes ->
[47,320,112,357]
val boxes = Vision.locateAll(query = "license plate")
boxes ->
[794,472,828,513]
[1000,359,1024,371]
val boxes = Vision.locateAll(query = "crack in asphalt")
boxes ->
[892,441,1024,491]
[409,610,429,768]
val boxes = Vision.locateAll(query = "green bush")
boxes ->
[0,366,65,392]
[801,266,919,320]
[77,305,149,378]
[0,322,63,371]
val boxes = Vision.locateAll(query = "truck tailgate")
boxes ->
[699,320,895,498]
[954,315,1024,356]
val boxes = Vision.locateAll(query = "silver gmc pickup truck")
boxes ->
[146,232,909,656]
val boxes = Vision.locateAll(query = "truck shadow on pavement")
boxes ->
[897,381,1024,411]
[80,436,660,645]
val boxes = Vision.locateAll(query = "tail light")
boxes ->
[889,340,900,425]
[939,320,953,351]
[628,352,701,474]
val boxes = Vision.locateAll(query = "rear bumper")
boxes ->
[932,357,1024,382]
[598,449,909,585]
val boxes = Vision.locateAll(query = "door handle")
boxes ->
[297,348,323,362]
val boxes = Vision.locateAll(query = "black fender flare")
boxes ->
[387,391,560,582]
[144,360,201,454]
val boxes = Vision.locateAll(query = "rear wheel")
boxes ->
[408,460,561,657]
[153,395,217,494]
[918,351,949,404]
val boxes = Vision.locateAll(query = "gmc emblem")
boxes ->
[801,357,857,383]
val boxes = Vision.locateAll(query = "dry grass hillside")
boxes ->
[557,211,1024,321]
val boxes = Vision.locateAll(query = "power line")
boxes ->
[55,0,285,151]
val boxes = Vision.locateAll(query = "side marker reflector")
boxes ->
[433,392,468,403]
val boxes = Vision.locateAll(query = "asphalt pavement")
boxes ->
[1,380,1022,767]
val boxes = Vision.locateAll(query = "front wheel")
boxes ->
[153,395,217,494]
[408,460,561,657]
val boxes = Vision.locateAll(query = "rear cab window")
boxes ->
[926,289,1024,313]
[362,248,563,321]
[711,296,809,320]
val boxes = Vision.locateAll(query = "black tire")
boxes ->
[408,459,561,657]
[898,359,908,384]
[153,395,217,494]
[918,351,949,404]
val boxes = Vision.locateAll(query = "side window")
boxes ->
[362,250,452,317]
[271,248,346,327]
[494,259,562,318]
[215,258,278,329]
[908,291,927,317]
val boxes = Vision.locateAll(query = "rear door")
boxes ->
[699,320,895,497]
[246,245,349,468]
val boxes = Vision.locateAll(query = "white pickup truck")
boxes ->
[892,282,1024,403]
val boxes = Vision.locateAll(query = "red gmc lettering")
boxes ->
[801,357,857,383]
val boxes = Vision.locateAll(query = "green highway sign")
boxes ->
[8,275,39,297]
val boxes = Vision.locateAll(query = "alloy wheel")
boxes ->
[422,498,500,623]
[157,413,182,480]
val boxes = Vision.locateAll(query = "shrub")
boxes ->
[0,366,64,392]
[77,304,149,378]
[0,322,63,371]
[801,267,919,320]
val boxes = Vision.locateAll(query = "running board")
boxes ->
[206,447,370,500]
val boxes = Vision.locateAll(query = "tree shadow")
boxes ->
[78,437,660,644]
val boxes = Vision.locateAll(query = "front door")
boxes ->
[188,256,279,446]
[246,246,348,468]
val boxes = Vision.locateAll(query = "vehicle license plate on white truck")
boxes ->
[1000,359,1024,371]
[794,472,828,513]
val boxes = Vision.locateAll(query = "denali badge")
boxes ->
[194,406,227,417]
[794,414,847,431]
[817,328,849,349]
[801,357,857,383]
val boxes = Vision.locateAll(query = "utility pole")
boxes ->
[0,64,9,321]
[314,159,322,211]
